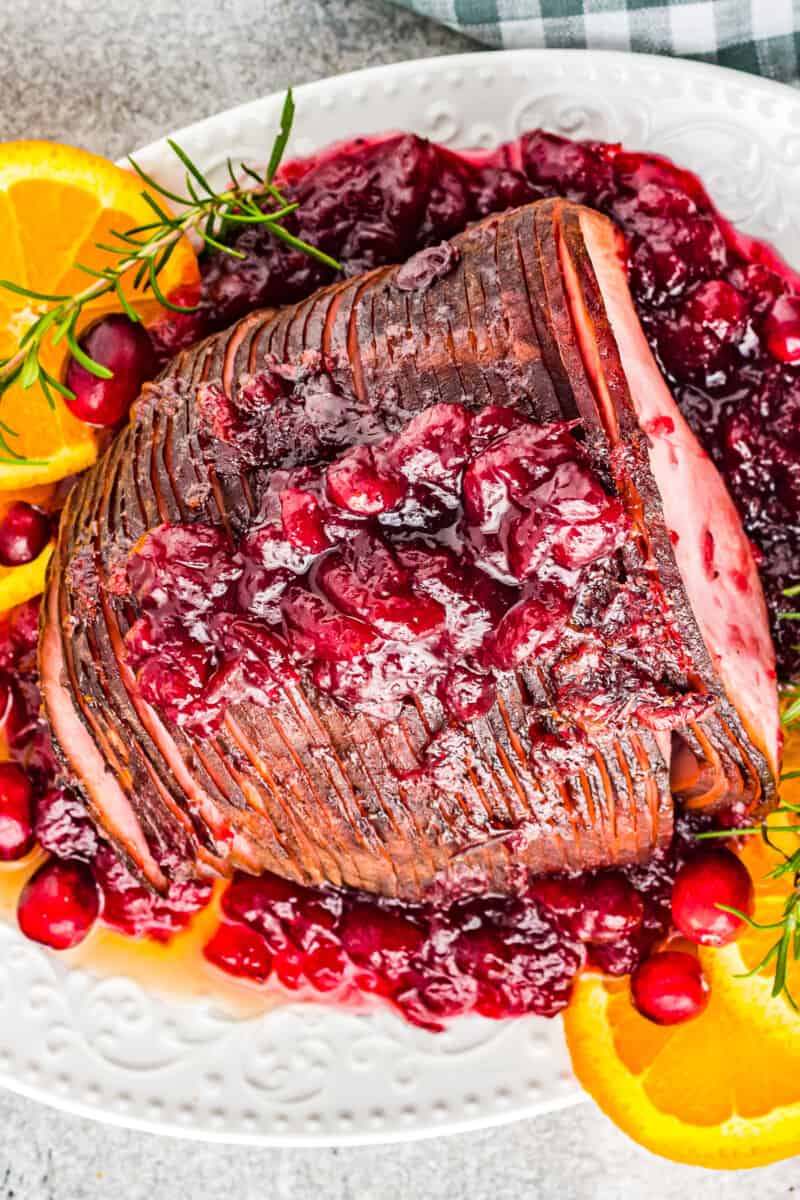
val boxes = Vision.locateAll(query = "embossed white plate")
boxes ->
[2,49,800,1145]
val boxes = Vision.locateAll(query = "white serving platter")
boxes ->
[2,48,800,1145]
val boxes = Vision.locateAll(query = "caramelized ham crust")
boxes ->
[40,199,780,899]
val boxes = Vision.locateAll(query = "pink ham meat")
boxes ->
[556,207,780,802]
[40,198,780,899]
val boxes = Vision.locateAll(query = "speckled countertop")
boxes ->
[0,2,797,1195]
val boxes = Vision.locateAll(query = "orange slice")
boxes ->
[564,968,800,1168]
[0,541,53,612]
[0,141,199,488]
[565,725,800,1167]
[699,730,800,1040]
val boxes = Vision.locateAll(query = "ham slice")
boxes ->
[40,198,780,898]
[557,207,779,800]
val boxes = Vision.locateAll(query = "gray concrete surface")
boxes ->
[0,1,797,1195]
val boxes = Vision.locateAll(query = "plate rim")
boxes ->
[3,46,799,1147]
[0,1062,586,1148]
[126,46,800,163]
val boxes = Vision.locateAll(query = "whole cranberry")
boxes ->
[682,280,746,343]
[136,641,210,720]
[0,503,50,567]
[279,488,329,555]
[203,921,273,983]
[484,592,570,669]
[17,859,100,950]
[573,873,645,944]
[340,903,425,981]
[453,923,509,980]
[671,847,754,946]
[0,762,34,860]
[520,130,609,203]
[528,876,584,922]
[65,314,157,427]
[281,587,379,662]
[326,445,407,516]
[588,938,645,977]
[726,263,783,317]
[386,402,472,486]
[631,950,709,1025]
[657,281,746,381]
[273,946,305,990]
[302,938,349,992]
[763,295,800,363]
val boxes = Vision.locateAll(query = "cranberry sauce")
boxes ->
[0,599,211,945]
[0,602,708,1030]
[123,402,683,736]
[154,130,800,679]
[14,124,794,1024]
[209,871,585,1029]
[200,808,705,1030]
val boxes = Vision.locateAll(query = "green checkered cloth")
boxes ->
[392,0,800,79]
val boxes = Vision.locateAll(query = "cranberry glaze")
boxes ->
[190,131,800,679]
[6,125,790,1025]
[122,407,642,735]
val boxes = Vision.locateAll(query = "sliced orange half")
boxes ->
[0,140,199,488]
[564,966,800,1168]
[565,723,800,1168]
[0,542,53,613]
[699,728,800,1041]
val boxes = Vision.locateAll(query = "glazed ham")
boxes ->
[40,199,780,900]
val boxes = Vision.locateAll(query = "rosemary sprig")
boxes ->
[0,89,340,465]
[695,583,800,1007]
[699,793,800,1008]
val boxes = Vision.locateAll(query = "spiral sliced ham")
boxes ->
[40,198,780,899]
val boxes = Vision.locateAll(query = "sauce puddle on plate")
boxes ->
[0,859,276,1017]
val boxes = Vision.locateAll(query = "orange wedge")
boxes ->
[699,733,800,1041]
[564,967,800,1168]
[0,141,199,488]
[0,542,53,612]
[564,723,800,1168]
